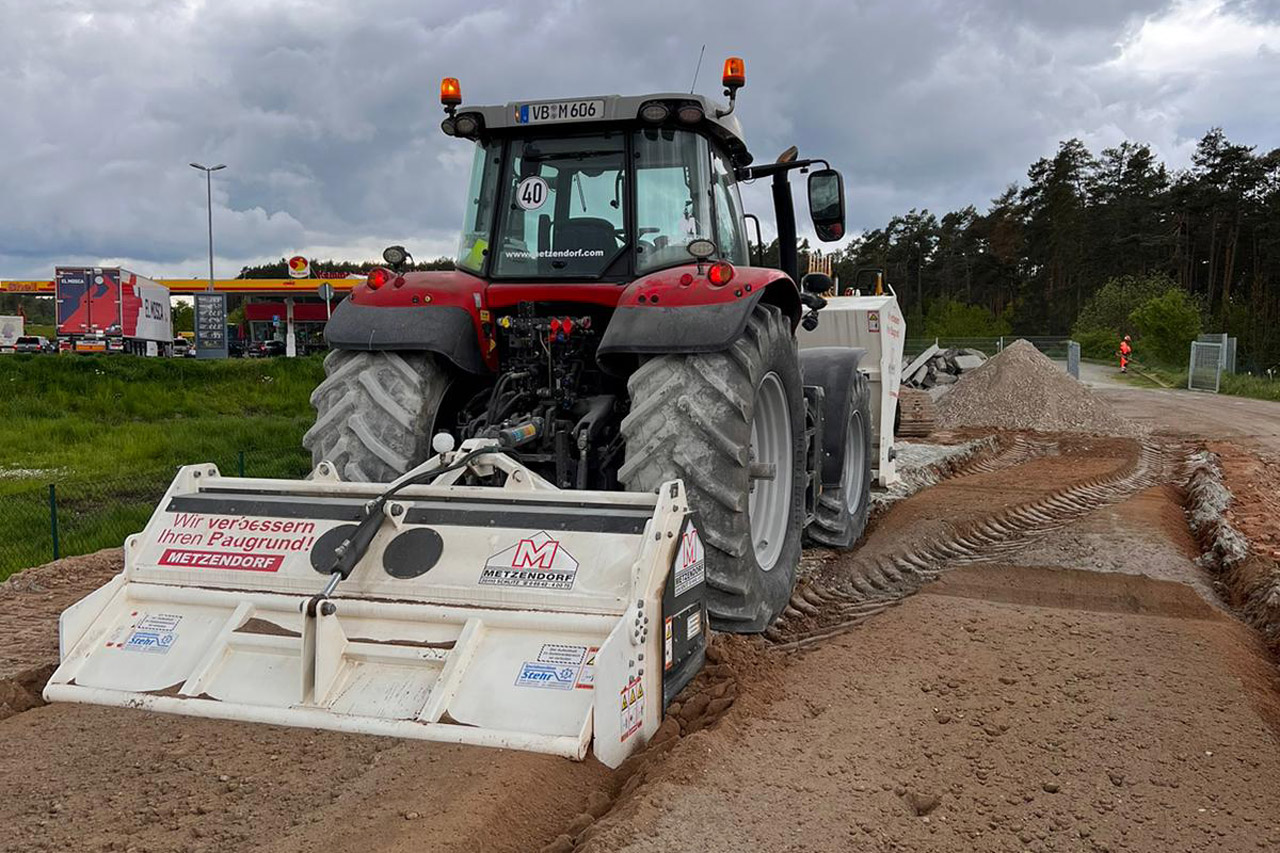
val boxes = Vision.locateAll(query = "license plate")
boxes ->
[515,99,604,125]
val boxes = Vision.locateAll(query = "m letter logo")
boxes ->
[513,538,559,570]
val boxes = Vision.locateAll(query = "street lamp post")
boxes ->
[189,163,226,292]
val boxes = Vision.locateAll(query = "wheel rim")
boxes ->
[843,409,866,513]
[748,371,793,572]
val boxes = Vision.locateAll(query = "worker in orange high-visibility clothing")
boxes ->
[1119,335,1132,373]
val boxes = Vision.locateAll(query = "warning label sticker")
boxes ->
[480,531,578,590]
[674,523,706,598]
[664,618,674,671]
[575,647,598,690]
[515,661,579,690]
[538,644,588,666]
[620,675,644,742]
[137,613,182,633]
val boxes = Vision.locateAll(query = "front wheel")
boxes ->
[806,371,872,549]
[619,303,805,633]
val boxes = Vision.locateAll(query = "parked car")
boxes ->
[249,340,286,358]
[14,335,55,354]
[172,337,191,357]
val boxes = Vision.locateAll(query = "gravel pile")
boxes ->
[936,339,1133,435]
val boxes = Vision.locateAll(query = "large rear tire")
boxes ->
[303,350,451,482]
[619,303,805,633]
[806,371,872,549]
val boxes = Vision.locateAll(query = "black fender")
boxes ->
[597,291,763,372]
[799,347,868,487]
[323,299,487,374]
[597,281,802,376]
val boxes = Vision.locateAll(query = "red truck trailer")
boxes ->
[55,267,173,355]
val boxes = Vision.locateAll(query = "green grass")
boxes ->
[0,354,324,578]
[1119,364,1280,402]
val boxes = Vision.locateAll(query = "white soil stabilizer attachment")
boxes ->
[43,441,709,768]
[798,291,906,487]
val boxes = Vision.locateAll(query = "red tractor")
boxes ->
[306,59,875,633]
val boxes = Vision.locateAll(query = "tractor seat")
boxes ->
[554,217,619,259]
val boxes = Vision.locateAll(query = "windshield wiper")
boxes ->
[525,149,621,162]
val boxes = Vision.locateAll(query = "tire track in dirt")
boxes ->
[770,438,1182,650]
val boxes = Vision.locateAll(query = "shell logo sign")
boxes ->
[287,256,310,279]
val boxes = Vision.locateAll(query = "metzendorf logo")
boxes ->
[479,531,579,590]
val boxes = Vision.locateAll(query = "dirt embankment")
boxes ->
[0,548,121,720]
[1185,443,1280,655]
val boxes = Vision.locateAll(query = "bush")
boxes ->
[1073,274,1174,340]
[1129,288,1203,365]
[922,299,1013,339]
[1075,328,1120,360]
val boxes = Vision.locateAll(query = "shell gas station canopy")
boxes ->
[0,278,360,295]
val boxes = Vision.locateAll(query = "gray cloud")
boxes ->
[2,0,1277,279]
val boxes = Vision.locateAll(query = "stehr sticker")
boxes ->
[674,522,706,597]
[538,644,587,666]
[517,176,549,210]
[619,675,644,741]
[123,629,177,654]
[687,608,702,639]
[515,661,579,690]
[575,647,598,690]
[479,531,579,590]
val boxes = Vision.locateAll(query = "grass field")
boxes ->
[1121,364,1280,401]
[0,354,324,578]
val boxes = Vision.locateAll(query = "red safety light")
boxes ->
[722,57,745,90]
[367,268,390,289]
[708,261,735,286]
[441,77,462,107]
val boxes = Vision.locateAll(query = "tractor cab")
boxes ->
[438,61,845,287]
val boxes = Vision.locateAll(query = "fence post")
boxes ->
[238,450,246,478]
[48,484,60,561]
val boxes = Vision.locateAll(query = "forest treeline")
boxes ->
[818,128,1280,370]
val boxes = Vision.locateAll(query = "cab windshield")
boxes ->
[454,128,744,278]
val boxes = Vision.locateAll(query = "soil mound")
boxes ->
[936,339,1132,434]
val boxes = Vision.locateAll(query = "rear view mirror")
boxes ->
[808,169,845,242]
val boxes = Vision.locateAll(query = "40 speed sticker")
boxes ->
[516,176,548,210]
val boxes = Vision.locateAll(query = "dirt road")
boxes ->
[1079,360,1280,454]
[2,383,1278,853]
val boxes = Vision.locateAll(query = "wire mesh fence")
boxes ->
[903,336,1079,364]
[0,445,313,580]
[1188,341,1223,393]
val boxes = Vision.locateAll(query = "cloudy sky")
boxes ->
[1,0,1278,280]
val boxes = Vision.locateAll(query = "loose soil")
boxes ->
[1,386,1279,852]
[0,548,120,720]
